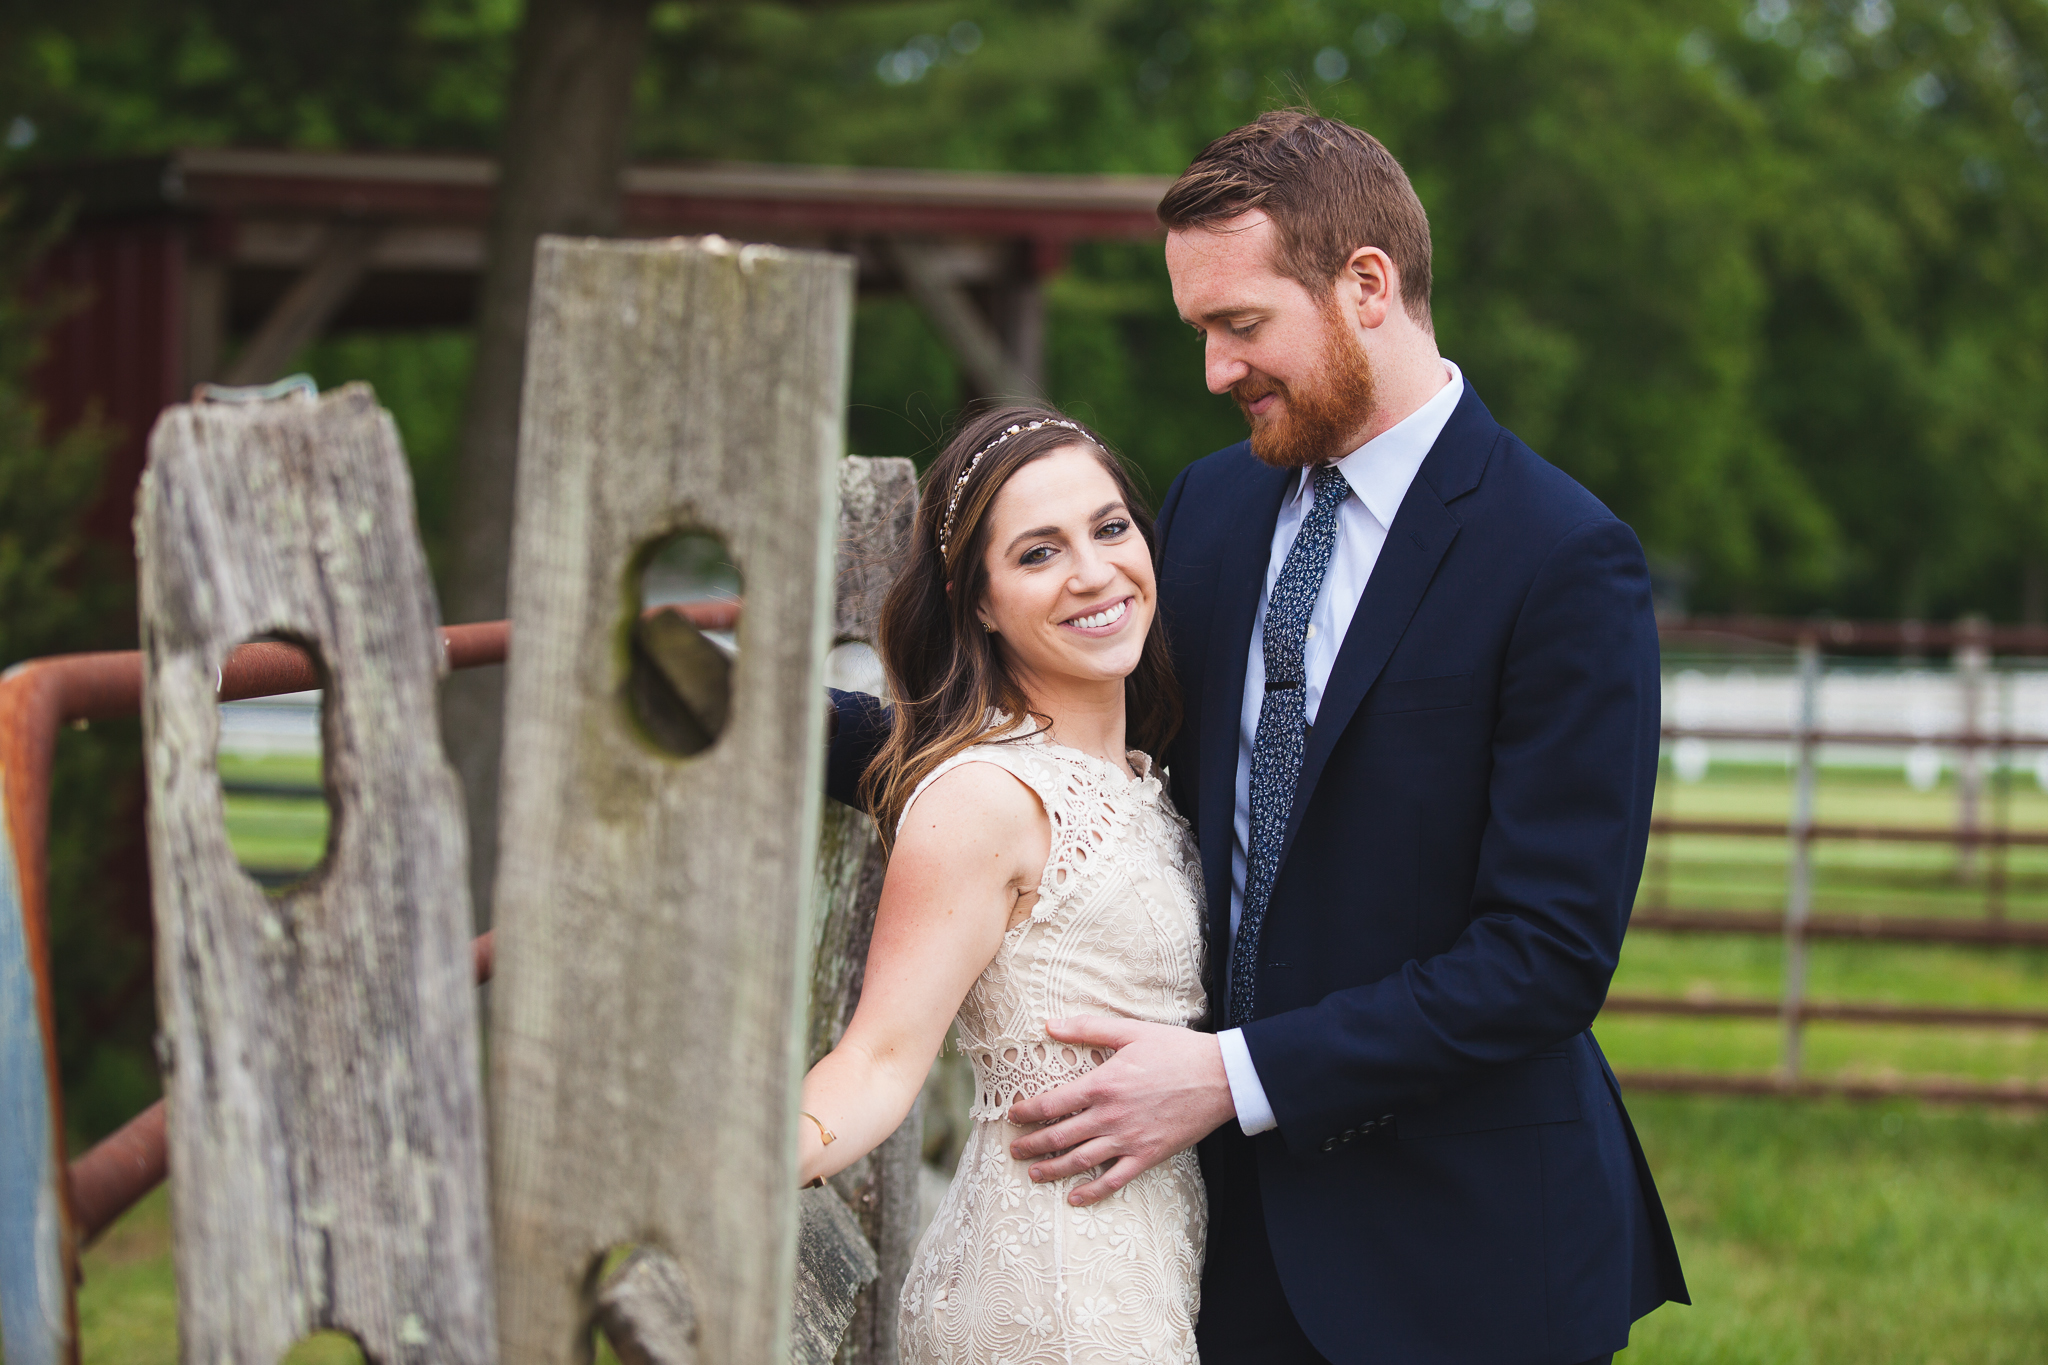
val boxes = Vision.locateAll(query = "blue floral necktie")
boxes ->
[1230,463,1350,1027]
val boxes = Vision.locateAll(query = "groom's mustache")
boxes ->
[1231,374,1287,417]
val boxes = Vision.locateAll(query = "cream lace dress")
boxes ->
[897,727,1209,1365]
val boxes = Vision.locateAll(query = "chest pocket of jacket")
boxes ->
[1363,671,1471,716]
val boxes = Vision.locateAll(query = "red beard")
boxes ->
[1231,305,1377,469]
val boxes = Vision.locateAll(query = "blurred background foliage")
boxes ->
[3,0,2044,621]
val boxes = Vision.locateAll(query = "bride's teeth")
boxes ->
[1069,600,1127,629]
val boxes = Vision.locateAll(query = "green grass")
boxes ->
[1621,1096,2048,1363]
[70,1099,2045,1364]
[218,751,328,880]
[54,755,2046,1362]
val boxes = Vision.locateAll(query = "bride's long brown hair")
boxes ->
[861,403,1182,849]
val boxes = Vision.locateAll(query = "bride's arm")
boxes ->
[798,762,1050,1185]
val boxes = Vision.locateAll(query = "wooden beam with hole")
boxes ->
[885,236,1040,400]
[219,222,382,386]
[134,385,494,1364]
[489,235,851,1365]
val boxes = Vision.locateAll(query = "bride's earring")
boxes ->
[980,619,996,634]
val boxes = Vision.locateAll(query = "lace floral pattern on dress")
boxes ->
[893,727,1209,1365]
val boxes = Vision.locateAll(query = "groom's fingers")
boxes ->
[1009,1091,1115,1160]
[1024,1136,1122,1185]
[1007,1076,1098,1131]
[1043,1014,1139,1050]
[1067,1156,1145,1206]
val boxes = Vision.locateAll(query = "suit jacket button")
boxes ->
[1321,1137,1339,1153]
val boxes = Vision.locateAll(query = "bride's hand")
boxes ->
[1005,1017,1235,1206]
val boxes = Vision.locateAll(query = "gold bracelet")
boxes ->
[801,1111,836,1147]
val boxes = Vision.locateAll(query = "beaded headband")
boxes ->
[937,418,1088,562]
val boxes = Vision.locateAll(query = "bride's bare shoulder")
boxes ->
[894,755,1052,871]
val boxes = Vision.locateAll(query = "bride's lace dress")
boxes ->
[897,728,1209,1365]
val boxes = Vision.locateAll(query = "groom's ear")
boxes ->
[1342,245,1398,331]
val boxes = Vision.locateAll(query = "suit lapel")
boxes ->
[1197,458,1294,945]
[1276,385,1500,868]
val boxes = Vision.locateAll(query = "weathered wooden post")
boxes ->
[801,457,921,1365]
[489,235,851,1364]
[134,386,495,1364]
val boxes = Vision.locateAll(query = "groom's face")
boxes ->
[1167,212,1376,469]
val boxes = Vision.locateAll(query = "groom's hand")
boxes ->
[1006,1016,1236,1207]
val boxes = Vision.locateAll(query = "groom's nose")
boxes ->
[1205,336,1250,394]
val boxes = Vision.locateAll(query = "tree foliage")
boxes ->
[4,0,2046,615]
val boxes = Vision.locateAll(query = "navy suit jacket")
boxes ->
[827,383,1687,1362]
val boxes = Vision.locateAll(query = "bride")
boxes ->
[797,404,1209,1364]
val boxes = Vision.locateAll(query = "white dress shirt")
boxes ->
[1216,359,1466,1135]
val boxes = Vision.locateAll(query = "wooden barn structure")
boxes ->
[21,147,1171,559]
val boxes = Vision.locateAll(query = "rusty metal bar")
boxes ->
[1604,994,2048,1029]
[1651,817,2048,847]
[1628,907,2048,945]
[1660,724,2048,749]
[1615,1069,2048,1107]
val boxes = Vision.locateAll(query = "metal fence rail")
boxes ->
[1613,617,2048,1107]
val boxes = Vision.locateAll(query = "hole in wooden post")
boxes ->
[587,1242,698,1365]
[216,636,336,894]
[629,531,740,758]
[277,1330,367,1365]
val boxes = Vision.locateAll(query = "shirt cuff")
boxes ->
[1217,1028,1278,1136]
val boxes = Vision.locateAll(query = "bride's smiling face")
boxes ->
[975,444,1157,695]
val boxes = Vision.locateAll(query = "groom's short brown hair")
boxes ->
[1158,110,1433,326]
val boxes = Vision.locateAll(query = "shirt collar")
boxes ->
[1289,359,1465,528]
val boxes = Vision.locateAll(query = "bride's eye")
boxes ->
[1096,518,1132,540]
[1020,544,1056,566]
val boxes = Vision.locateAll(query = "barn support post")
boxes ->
[884,237,1040,402]
[134,385,496,1363]
[488,234,851,1365]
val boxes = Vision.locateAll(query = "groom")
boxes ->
[832,112,1687,1363]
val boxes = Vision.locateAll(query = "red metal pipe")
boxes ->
[2,619,507,1265]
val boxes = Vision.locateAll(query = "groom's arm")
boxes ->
[825,688,890,812]
[1240,515,1659,1154]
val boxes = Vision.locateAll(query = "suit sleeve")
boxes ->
[825,688,892,812]
[1240,516,1661,1155]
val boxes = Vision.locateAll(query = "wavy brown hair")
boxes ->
[861,403,1182,849]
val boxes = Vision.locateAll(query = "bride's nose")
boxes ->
[1066,540,1117,595]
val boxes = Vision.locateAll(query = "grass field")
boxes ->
[51,750,2042,1363]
